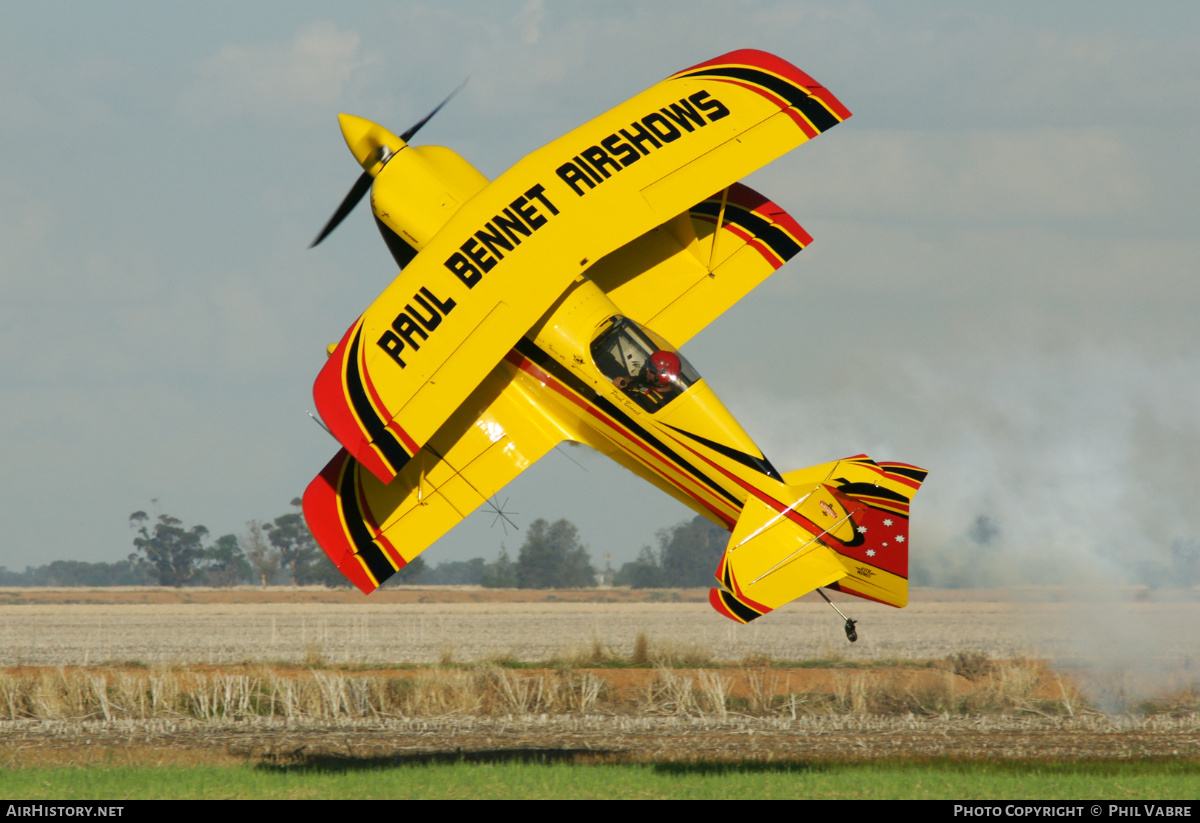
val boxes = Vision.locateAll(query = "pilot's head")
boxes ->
[647,351,682,388]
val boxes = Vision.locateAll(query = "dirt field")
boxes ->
[5,715,1199,769]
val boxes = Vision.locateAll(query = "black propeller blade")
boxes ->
[399,79,467,143]
[309,80,467,249]
[309,168,374,249]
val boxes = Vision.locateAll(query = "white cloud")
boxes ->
[520,0,546,44]
[176,22,367,121]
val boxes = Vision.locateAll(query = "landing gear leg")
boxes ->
[817,588,858,643]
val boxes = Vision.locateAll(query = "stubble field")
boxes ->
[2,585,1196,668]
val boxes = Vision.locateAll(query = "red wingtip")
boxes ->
[313,319,397,484]
[673,49,851,121]
[709,588,741,622]
[303,450,379,595]
[724,182,813,247]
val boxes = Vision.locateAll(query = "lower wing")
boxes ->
[303,352,586,593]
[588,182,811,347]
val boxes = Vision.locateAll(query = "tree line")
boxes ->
[0,504,732,589]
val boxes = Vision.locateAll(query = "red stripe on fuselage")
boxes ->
[504,349,739,528]
[666,433,848,548]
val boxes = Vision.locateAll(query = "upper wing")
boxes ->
[304,350,592,593]
[587,182,811,346]
[314,49,850,484]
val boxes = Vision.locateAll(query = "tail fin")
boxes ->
[710,455,926,623]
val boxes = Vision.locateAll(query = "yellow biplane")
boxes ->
[302,50,926,632]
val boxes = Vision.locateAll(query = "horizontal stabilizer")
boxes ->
[710,456,926,622]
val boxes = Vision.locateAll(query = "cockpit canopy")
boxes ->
[589,316,700,413]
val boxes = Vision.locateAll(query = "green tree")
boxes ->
[420,558,485,585]
[481,545,517,588]
[659,515,728,587]
[200,534,253,587]
[128,510,209,587]
[380,555,427,585]
[11,559,150,587]
[614,546,666,588]
[241,520,279,587]
[263,498,327,585]
[516,519,596,589]
[614,515,729,588]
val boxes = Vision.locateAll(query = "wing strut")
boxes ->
[417,452,426,505]
[707,186,730,273]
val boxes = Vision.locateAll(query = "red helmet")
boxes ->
[648,351,681,388]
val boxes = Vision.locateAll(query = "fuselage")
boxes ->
[507,276,783,531]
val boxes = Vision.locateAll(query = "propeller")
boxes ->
[309,80,467,249]
[399,79,467,143]
[309,166,376,249]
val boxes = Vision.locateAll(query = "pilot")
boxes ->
[614,350,682,408]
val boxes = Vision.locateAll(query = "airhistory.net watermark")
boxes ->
[5,807,123,817]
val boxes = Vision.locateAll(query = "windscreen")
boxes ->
[590,316,700,413]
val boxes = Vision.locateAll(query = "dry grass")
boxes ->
[0,656,1181,725]
[2,656,1198,768]
[631,631,650,666]
[0,666,620,723]
[1,590,1196,767]
[947,650,993,680]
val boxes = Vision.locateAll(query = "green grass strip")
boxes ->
[3,759,1199,800]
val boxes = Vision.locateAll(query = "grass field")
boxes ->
[3,759,1199,800]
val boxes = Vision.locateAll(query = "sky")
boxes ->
[2,1,1199,587]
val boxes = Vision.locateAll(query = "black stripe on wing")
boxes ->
[336,458,397,585]
[680,66,840,132]
[345,328,412,474]
[690,201,802,263]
